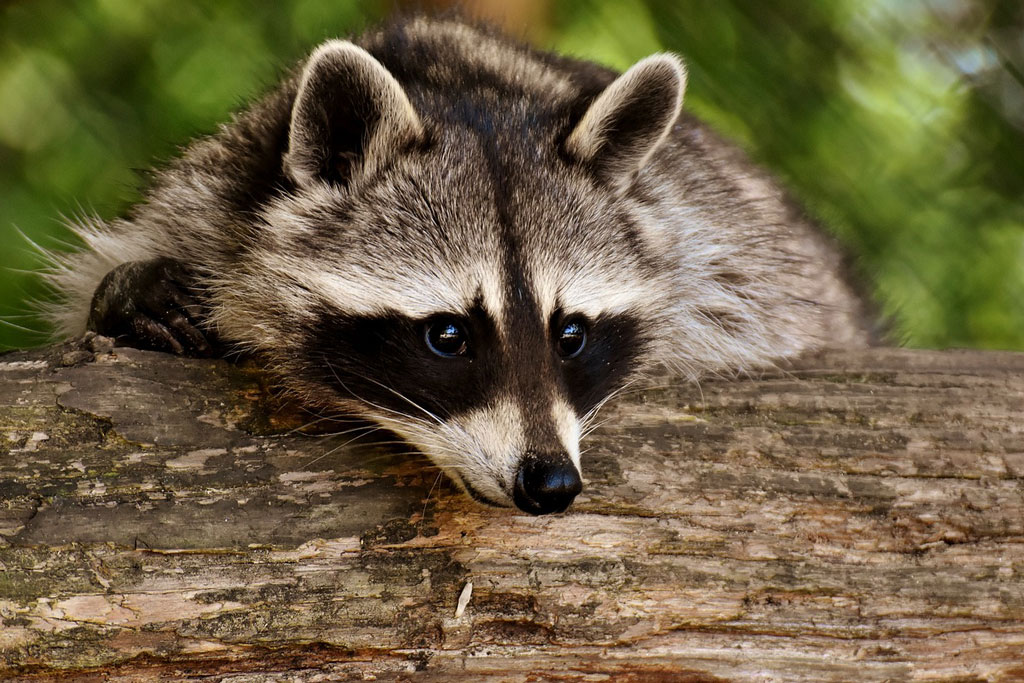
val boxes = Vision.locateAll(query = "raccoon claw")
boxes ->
[163,309,211,354]
[88,257,216,357]
[129,313,185,355]
[128,311,210,356]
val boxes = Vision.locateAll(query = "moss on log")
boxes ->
[1,341,1023,681]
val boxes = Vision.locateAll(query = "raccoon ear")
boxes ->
[285,40,424,188]
[566,54,686,190]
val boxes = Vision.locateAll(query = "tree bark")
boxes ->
[1,341,1023,681]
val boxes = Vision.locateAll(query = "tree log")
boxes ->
[1,342,1022,681]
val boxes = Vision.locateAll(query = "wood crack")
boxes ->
[1,344,1023,681]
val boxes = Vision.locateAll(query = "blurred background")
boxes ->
[1,0,1022,350]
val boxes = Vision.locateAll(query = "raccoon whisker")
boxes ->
[591,376,639,412]
[290,403,373,428]
[579,377,639,436]
[581,420,616,440]
[597,379,707,402]
[304,374,496,499]
[329,448,439,470]
[362,416,472,461]
[581,416,617,439]
[343,375,480,464]
[311,437,466,469]
[340,369,480,461]
[289,400,334,419]
[365,411,441,437]
[321,359,437,430]
[371,450,474,473]
[315,438,423,458]
[422,470,446,520]
[385,438,466,460]
[303,424,379,438]
[303,426,393,468]
[392,439,470,461]
[350,440,461,456]
[346,369,449,428]
[330,390,438,434]
[421,453,474,466]
[420,472,441,509]
[417,461,475,474]
[580,409,598,431]
[283,418,379,438]
[335,447,431,468]
[347,438,418,448]
[417,446,466,456]
[610,381,677,393]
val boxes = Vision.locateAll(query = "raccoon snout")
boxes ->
[512,452,582,515]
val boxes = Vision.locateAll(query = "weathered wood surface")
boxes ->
[1,342,1023,681]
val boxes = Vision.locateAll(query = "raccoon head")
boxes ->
[229,40,685,514]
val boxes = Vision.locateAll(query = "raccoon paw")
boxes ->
[87,258,216,357]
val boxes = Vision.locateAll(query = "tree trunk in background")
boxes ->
[1,343,1023,681]
[397,0,550,38]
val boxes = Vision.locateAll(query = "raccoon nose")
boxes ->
[513,452,582,515]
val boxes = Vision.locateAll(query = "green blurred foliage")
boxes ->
[1,0,1022,350]
[553,0,1024,349]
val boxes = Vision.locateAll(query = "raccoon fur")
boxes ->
[44,17,870,515]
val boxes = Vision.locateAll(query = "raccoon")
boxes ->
[44,17,870,515]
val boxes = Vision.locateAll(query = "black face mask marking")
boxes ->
[304,297,644,428]
[558,311,646,417]
[305,300,500,420]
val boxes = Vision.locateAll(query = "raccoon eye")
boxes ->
[425,319,469,357]
[556,317,587,358]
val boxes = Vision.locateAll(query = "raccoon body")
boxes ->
[46,17,870,514]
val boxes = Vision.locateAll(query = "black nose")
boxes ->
[513,452,582,515]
